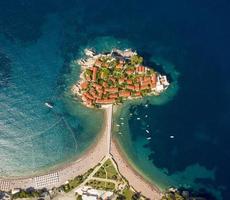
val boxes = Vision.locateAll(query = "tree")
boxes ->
[130,55,143,65]
[132,192,141,200]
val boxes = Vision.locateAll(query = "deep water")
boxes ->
[0,0,229,199]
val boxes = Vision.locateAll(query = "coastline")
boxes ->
[111,137,162,199]
[0,108,108,190]
[0,106,162,200]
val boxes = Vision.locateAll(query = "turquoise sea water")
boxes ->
[0,1,229,199]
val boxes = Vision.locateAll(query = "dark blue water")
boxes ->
[0,0,229,199]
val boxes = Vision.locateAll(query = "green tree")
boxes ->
[130,55,143,65]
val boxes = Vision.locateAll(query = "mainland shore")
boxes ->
[0,106,162,200]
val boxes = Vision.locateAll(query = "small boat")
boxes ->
[118,132,122,135]
[45,102,53,109]
[146,130,150,133]
[120,117,124,120]
[137,117,141,120]
[129,113,133,116]
[116,124,120,127]
[147,137,151,140]
[170,135,175,139]
[145,115,148,118]
[121,122,124,125]
[145,104,148,108]
[146,125,150,127]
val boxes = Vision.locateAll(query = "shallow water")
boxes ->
[0,1,229,199]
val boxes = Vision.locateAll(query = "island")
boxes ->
[72,49,169,108]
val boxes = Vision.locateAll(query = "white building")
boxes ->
[75,186,114,200]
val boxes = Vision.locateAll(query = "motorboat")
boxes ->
[45,102,53,109]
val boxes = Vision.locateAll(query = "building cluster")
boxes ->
[75,186,114,200]
[74,49,169,108]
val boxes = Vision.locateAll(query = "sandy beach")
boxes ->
[0,108,108,191]
[0,105,162,200]
[111,139,162,199]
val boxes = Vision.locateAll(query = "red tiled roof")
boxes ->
[127,85,135,90]
[118,78,125,84]
[134,91,142,97]
[119,90,131,98]
[109,93,118,99]
[140,84,149,90]
[105,87,119,93]
[116,63,123,69]
[92,66,98,81]
[136,66,145,73]
[102,63,109,68]
[95,59,102,67]
[127,79,132,84]
[93,83,103,90]
[83,92,94,100]
[96,98,116,104]
[126,70,134,75]
[102,82,108,88]
[151,73,157,84]
[141,80,151,86]
[80,81,89,90]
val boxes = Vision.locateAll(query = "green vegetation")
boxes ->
[93,166,106,179]
[122,186,135,199]
[161,191,186,200]
[12,189,41,199]
[130,55,143,65]
[61,168,94,192]
[86,179,115,191]
[94,159,119,180]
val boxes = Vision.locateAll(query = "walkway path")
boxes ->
[0,104,162,199]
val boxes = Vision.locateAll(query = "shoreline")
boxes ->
[0,108,108,189]
[111,137,162,199]
[0,106,163,200]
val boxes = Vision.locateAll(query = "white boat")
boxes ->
[116,124,120,127]
[121,122,124,125]
[137,117,141,120]
[146,130,150,133]
[120,117,124,120]
[147,137,151,140]
[45,102,53,109]
[145,104,148,108]
[170,135,175,139]
[145,115,148,118]
[118,132,122,135]
[129,113,133,116]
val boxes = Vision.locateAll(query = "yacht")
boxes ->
[45,102,53,109]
